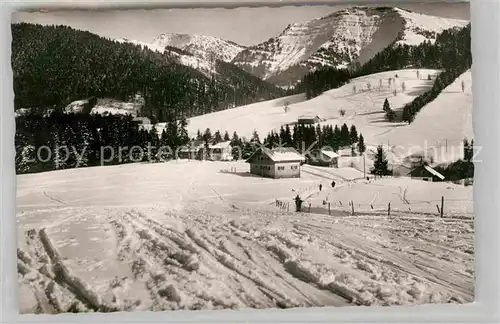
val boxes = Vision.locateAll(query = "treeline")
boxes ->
[354,24,471,76]
[262,123,363,153]
[11,23,283,121]
[296,68,351,99]
[401,68,466,123]
[296,23,471,100]
[15,113,189,174]
[195,123,364,161]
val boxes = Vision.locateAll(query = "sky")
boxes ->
[11,2,470,46]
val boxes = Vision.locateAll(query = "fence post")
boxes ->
[441,196,444,218]
[351,200,355,216]
[436,204,440,215]
[328,203,331,215]
[388,202,391,216]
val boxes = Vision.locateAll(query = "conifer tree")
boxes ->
[383,98,390,112]
[349,125,358,144]
[340,124,350,147]
[213,130,223,144]
[279,126,286,145]
[284,124,293,146]
[333,125,341,150]
[230,131,242,160]
[371,145,391,176]
[223,131,230,141]
[178,117,189,147]
[202,128,212,144]
[251,130,261,146]
[386,108,396,122]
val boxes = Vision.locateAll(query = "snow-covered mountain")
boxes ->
[151,32,246,63]
[231,7,469,86]
[115,37,222,77]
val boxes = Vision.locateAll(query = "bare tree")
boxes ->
[339,108,346,117]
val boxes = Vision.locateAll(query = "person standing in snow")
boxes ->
[294,195,303,212]
[319,184,322,191]
[331,180,336,188]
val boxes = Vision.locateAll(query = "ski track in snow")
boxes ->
[17,161,474,313]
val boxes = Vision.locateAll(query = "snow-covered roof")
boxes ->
[321,150,340,159]
[247,147,305,163]
[298,115,321,120]
[209,141,232,149]
[423,165,445,180]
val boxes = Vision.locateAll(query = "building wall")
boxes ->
[250,163,275,178]
[274,162,301,178]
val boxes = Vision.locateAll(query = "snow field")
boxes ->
[17,160,474,313]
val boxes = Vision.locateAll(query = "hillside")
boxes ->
[378,70,473,163]
[182,69,435,140]
[231,7,468,86]
[142,68,472,166]
[11,23,282,120]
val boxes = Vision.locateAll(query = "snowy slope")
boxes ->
[378,70,473,164]
[151,33,246,63]
[395,8,469,46]
[169,68,471,166]
[17,160,474,313]
[181,69,435,140]
[232,7,468,86]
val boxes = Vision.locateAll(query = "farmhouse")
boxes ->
[208,141,233,161]
[306,150,339,168]
[178,140,204,160]
[246,147,305,179]
[408,165,445,182]
[297,115,322,125]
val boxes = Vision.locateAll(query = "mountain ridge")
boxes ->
[231,6,469,86]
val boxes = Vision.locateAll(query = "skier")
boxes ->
[331,180,336,188]
[294,195,303,212]
[319,184,323,191]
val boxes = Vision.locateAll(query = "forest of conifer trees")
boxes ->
[11,23,284,120]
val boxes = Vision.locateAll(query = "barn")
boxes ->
[408,165,445,182]
[246,147,305,179]
[306,150,339,168]
[297,115,322,125]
